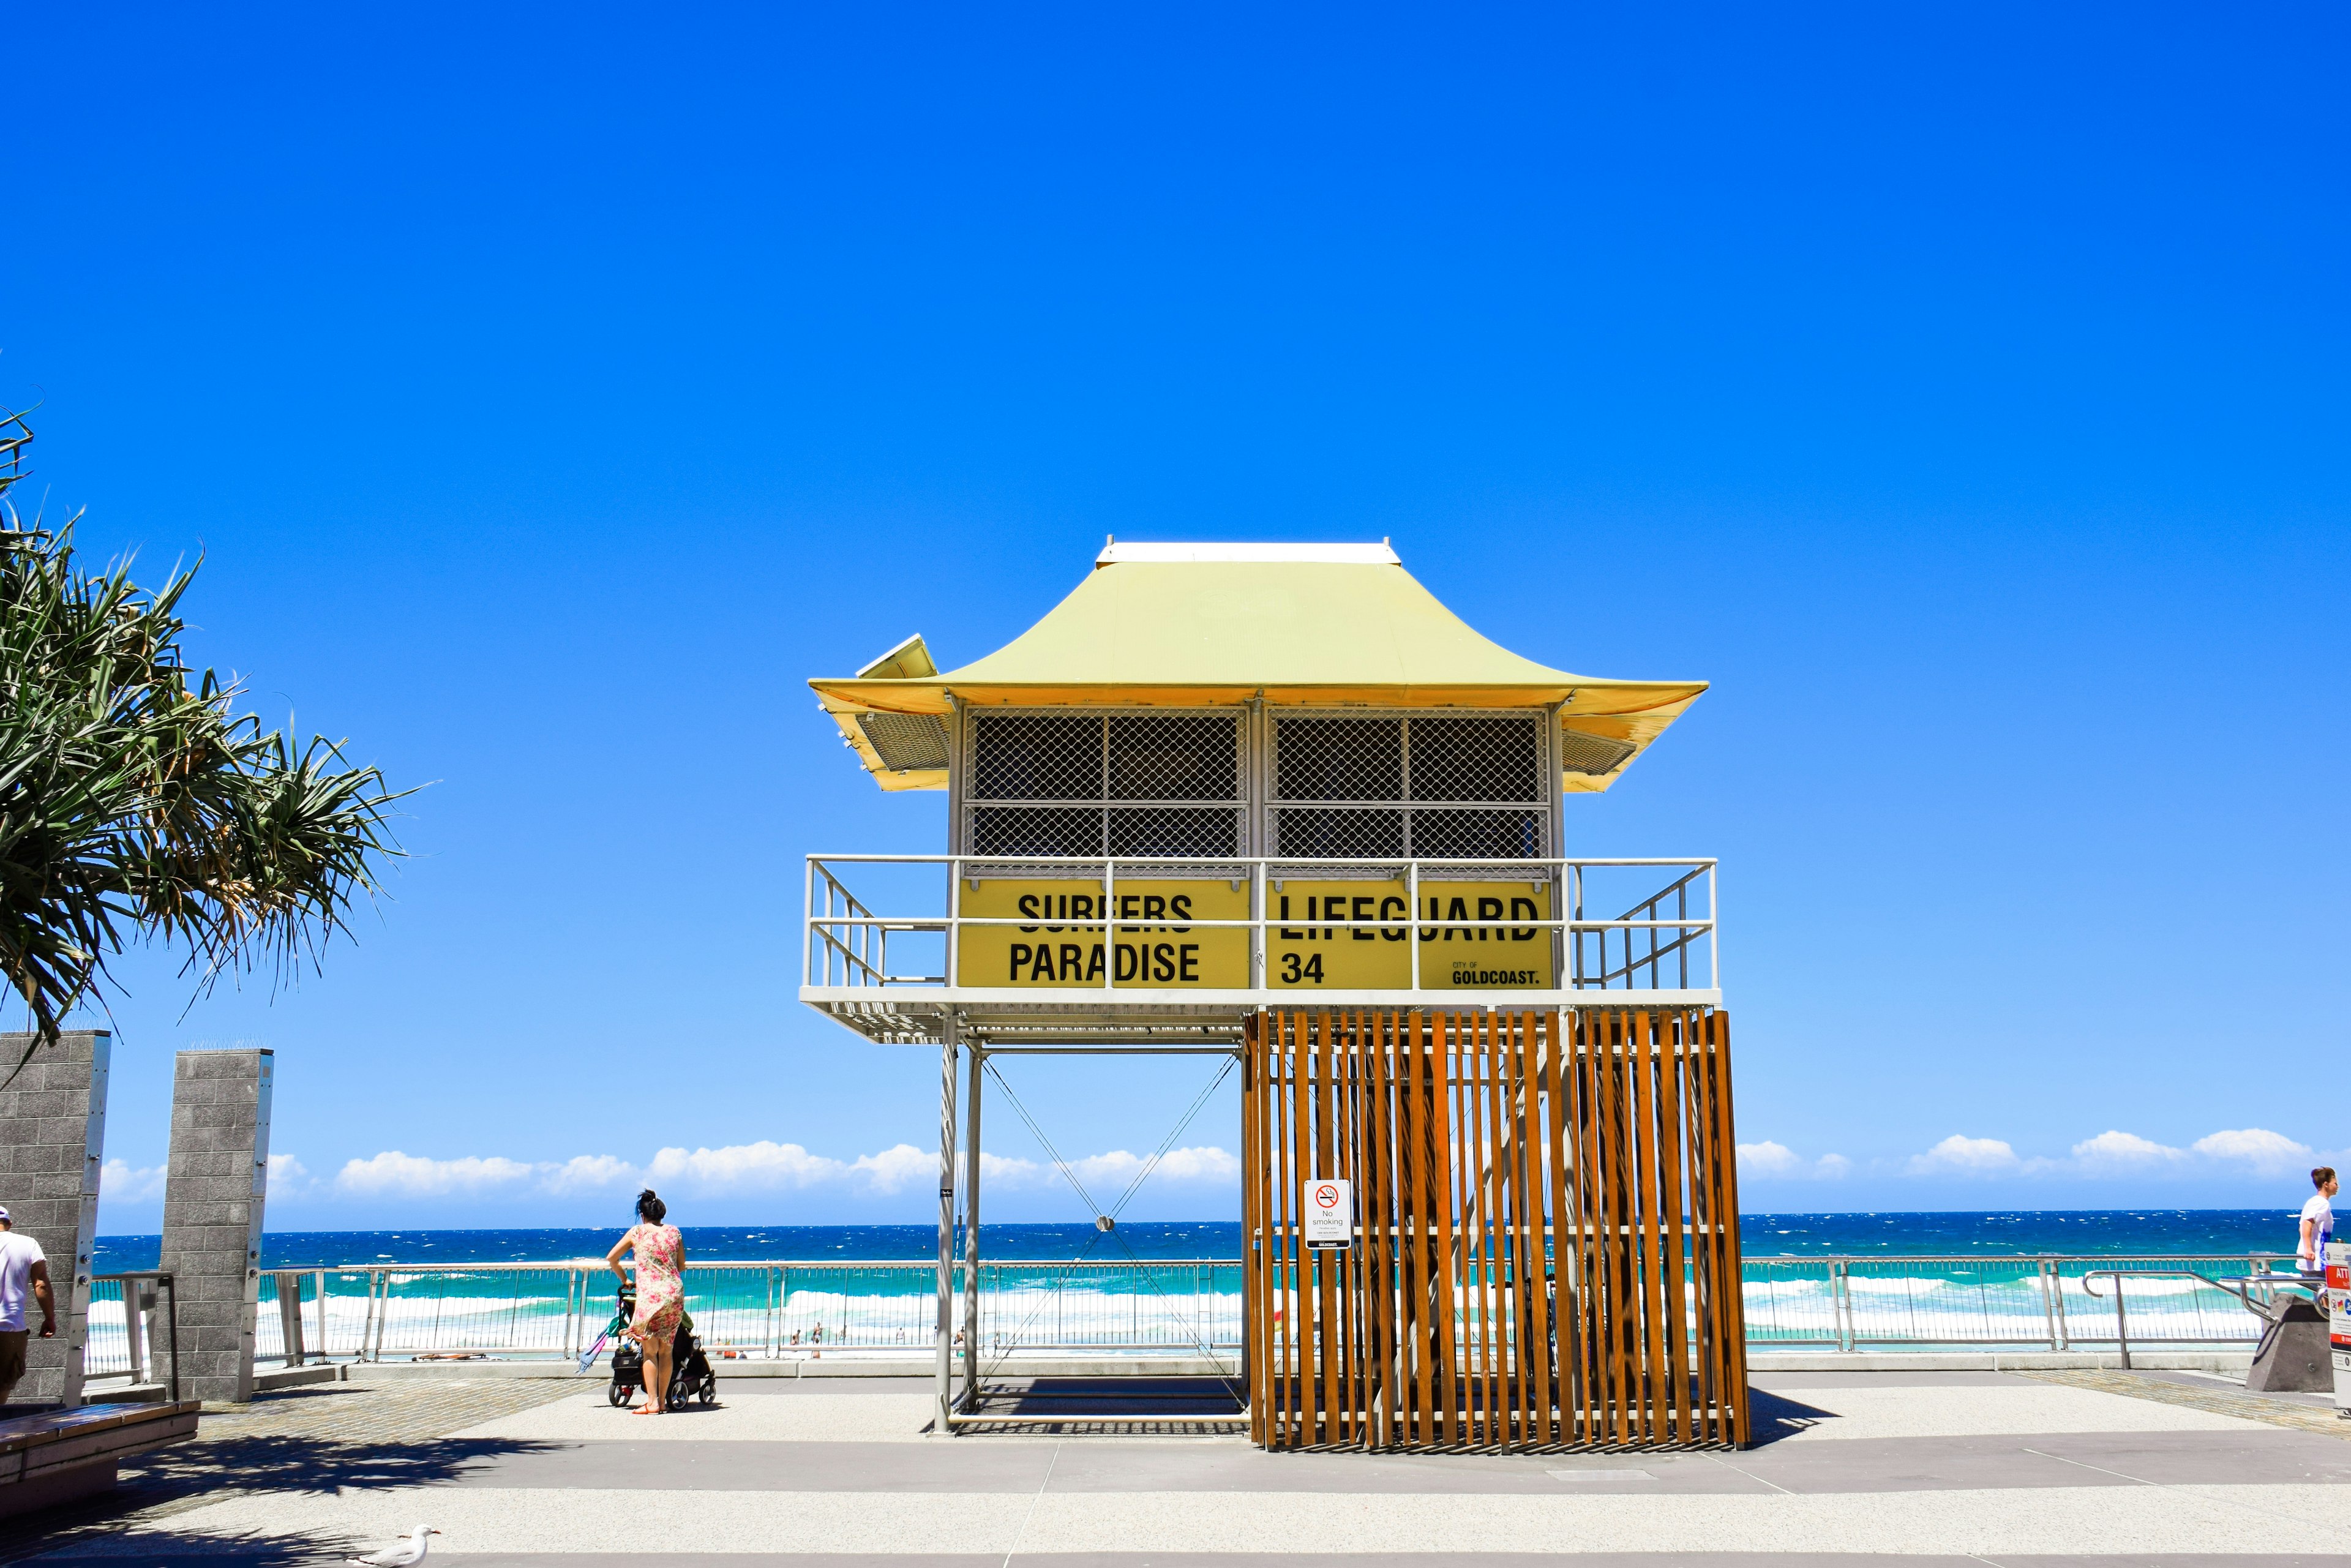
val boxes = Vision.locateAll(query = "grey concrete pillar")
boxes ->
[0,1030,110,1409]
[159,1049,273,1405]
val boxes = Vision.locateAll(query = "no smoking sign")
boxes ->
[1302,1179,1352,1250]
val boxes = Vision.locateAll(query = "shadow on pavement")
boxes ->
[6,1524,358,1566]
[0,1437,563,1567]
[1744,1386,1839,1444]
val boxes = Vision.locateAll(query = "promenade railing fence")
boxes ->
[77,1252,2306,1376]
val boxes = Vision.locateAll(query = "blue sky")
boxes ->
[5,4,2345,1234]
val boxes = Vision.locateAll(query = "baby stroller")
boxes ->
[603,1286,718,1408]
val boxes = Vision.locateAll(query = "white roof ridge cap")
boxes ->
[1093,541,1401,566]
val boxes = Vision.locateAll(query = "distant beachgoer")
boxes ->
[606,1189,686,1414]
[0,1206,56,1407]
[2298,1166,2338,1272]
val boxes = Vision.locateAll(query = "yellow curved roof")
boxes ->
[812,544,1705,793]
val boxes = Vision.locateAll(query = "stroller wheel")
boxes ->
[698,1376,716,1406]
[607,1382,631,1408]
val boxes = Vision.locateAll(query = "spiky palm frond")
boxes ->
[0,408,408,1074]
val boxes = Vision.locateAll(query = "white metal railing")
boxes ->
[211,1251,2294,1367]
[804,854,1717,995]
[1741,1253,2303,1350]
[81,1272,181,1397]
[239,1259,1245,1364]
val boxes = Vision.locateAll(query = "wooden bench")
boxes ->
[0,1401,200,1518]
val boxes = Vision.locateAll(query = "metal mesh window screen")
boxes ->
[854,711,950,772]
[1108,715,1243,800]
[967,709,1244,860]
[1270,711,1551,863]
[1411,808,1545,860]
[1274,717,1401,801]
[1409,715,1543,802]
[970,713,1100,800]
[1108,807,1242,858]
[970,806,1103,857]
[1271,807,1404,860]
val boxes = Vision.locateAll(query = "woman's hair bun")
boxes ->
[635,1188,667,1223]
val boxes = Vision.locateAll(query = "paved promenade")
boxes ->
[8,1368,2351,1567]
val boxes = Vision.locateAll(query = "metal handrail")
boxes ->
[2082,1266,2298,1369]
[86,1270,180,1403]
[216,1252,2306,1365]
[804,853,1719,994]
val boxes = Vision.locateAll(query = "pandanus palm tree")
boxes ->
[0,408,408,1075]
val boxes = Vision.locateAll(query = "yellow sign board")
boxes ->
[1266,881,1553,991]
[954,879,1553,991]
[956,880,1250,989]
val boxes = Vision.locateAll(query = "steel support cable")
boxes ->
[1097,1222,1248,1403]
[972,1055,1244,1401]
[1087,1056,1245,1395]
[983,1059,1108,1220]
[972,1060,1120,1379]
[1104,1055,1236,1219]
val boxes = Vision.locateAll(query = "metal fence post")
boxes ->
[2039,1258,2061,1350]
[163,1272,181,1405]
[2110,1272,2132,1369]
[371,1268,389,1362]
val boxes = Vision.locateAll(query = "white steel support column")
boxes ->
[960,1041,984,1409]
[934,1019,960,1433]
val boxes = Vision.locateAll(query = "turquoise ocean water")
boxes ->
[77,1212,2312,1365]
[92,1210,2304,1272]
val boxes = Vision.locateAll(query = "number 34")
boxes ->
[1280,953,1326,985]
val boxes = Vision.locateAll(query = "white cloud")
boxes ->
[1907,1134,2022,1176]
[638,1140,940,1194]
[1738,1141,1849,1180]
[2192,1128,2314,1172]
[2070,1130,2185,1169]
[1073,1147,1240,1187]
[645,1141,846,1190]
[978,1152,1046,1185]
[961,1146,1239,1199]
[100,1158,168,1202]
[849,1144,935,1193]
[540,1155,636,1195]
[1889,1125,2330,1182]
[266,1153,312,1193]
[334,1150,538,1196]
[270,1139,1240,1204]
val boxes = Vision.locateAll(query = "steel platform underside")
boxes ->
[800,986,1724,1047]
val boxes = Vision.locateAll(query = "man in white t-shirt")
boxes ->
[0,1206,56,1408]
[2298,1166,2338,1273]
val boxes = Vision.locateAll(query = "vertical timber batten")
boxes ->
[1243,1004,1747,1450]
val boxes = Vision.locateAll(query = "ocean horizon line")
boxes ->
[87,1208,2312,1273]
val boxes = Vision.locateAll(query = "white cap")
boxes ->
[0,1206,10,1221]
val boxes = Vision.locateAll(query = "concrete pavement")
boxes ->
[9,1369,2351,1567]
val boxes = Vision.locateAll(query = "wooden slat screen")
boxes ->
[1242,1007,1749,1450]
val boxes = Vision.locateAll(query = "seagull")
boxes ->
[347,1526,440,1567]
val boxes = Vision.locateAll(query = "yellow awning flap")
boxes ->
[813,544,1704,793]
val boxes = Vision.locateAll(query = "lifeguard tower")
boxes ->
[804,540,1749,1449]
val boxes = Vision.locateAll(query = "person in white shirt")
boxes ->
[2297,1166,2338,1273]
[0,1206,57,1408]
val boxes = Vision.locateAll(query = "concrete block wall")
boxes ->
[159,1049,273,1405]
[0,1031,110,1408]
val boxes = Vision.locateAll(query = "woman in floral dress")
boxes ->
[606,1189,686,1413]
